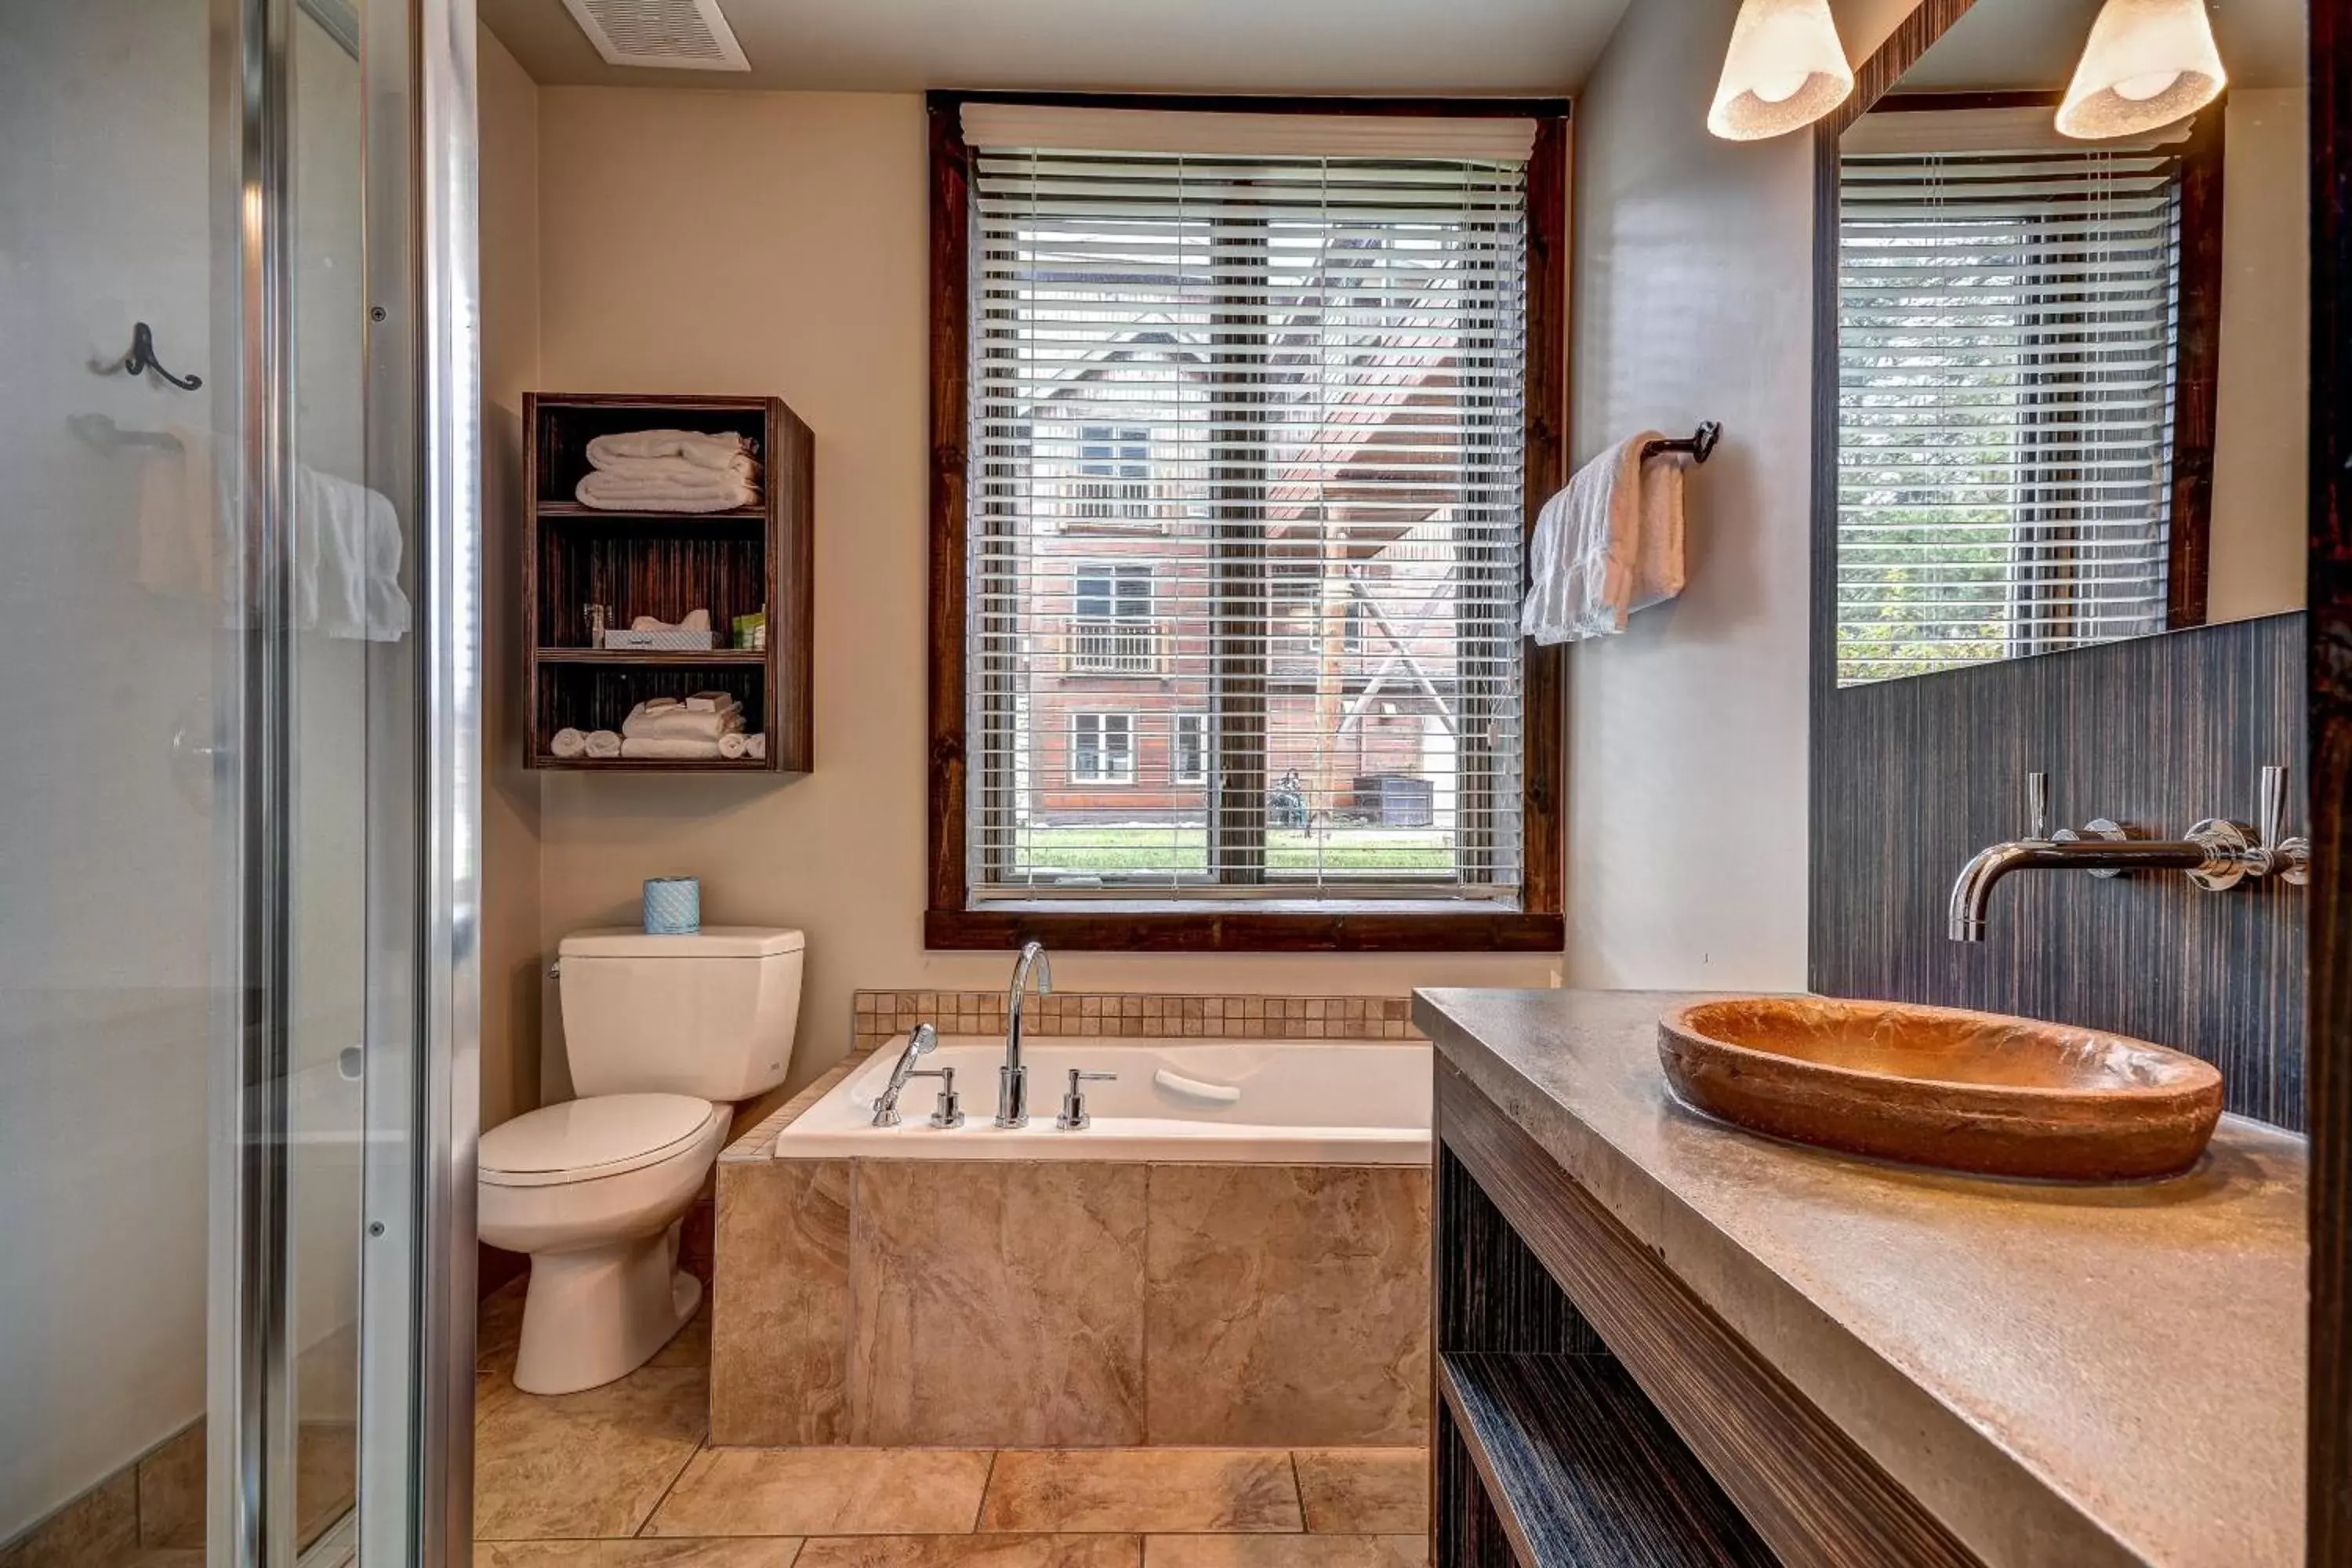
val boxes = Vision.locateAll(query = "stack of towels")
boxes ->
[550,691,766,762]
[1520,430,1689,644]
[575,429,761,514]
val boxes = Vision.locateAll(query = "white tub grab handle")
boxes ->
[1152,1068,1241,1104]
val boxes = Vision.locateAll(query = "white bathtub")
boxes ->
[771,1035,1431,1164]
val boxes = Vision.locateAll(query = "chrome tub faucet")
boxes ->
[871,1022,941,1127]
[998,940,1052,1128]
[1947,767,2310,942]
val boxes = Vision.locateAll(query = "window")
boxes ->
[1069,563,1157,674]
[1171,713,1208,785]
[1835,108,2213,686]
[930,96,1567,951]
[1071,425,1154,522]
[1069,712,1135,784]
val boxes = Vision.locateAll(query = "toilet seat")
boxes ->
[480,1093,721,1189]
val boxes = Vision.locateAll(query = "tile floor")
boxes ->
[474,1282,1430,1567]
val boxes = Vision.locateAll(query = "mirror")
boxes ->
[1830,0,2307,686]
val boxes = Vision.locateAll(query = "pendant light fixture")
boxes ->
[1707,0,1854,141]
[2056,0,2227,140]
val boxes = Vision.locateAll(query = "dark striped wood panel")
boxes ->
[1437,1063,1982,1568]
[1809,612,2308,1128]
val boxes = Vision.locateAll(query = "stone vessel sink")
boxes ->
[1658,997,2224,1181]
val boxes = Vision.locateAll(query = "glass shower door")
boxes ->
[0,2,477,1565]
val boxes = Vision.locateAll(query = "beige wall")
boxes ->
[1562,0,1916,992]
[2208,86,2311,625]
[524,87,1560,1098]
[480,24,545,1131]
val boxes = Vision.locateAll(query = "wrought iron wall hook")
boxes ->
[122,322,202,391]
[1643,421,1722,464]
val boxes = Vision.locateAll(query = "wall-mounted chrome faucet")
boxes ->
[1947,766,2309,942]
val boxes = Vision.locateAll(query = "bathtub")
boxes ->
[770,1034,1431,1164]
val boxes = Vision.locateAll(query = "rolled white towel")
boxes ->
[621,736,725,760]
[746,733,767,761]
[550,727,588,759]
[583,729,622,759]
[586,429,754,472]
[719,731,748,760]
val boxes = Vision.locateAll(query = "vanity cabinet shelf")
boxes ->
[522,391,813,771]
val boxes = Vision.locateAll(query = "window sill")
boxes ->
[926,904,1564,953]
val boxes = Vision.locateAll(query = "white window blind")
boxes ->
[964,112,1531,902]
[1836,126,2185,686]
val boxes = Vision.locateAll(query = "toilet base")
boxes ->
[511,1218,702,1396]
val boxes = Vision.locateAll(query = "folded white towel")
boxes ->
[586,429,755,472]
[627,609,714,635]
[1521,431,1687,644]
[746,733,767,762]
[550,728,588,759]
[575,468,758,514]
[583,729,622,759]
[719,731,748,760]
[622,699,745,742]
[621,736,726,760]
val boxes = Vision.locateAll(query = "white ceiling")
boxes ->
[477,0,1638,95]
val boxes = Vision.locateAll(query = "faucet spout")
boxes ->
[1947,837,2216,942]
[998,941,1052,1127]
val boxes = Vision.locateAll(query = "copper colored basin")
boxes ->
[1658,997,2224,1182]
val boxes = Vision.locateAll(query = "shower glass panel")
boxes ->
[0,1,477,1563]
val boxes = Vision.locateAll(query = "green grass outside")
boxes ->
[1010,825,1454,873]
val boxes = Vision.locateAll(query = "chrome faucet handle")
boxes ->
[1057,1069,1117,1131]
[927,1066,965,1130]
[2026,771,2050,840]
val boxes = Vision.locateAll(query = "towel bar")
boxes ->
[1643,421,1721,464]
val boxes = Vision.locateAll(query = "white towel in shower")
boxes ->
[1521,431,1688,644]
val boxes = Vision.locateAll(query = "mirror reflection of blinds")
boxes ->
[1836,140,2183,687]
[964,139,1530,901]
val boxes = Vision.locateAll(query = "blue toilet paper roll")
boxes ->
[643,877,701,935]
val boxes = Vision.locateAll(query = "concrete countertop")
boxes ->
[1417,987,2307,1568]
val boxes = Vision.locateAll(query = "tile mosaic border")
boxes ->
[851,990,1421,1054]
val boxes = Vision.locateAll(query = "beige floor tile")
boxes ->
[1144,1538,1424,1568]
[646,1450,993,1537]
[1290,1452,1427,1535]
[797,1536,1142,1568]
[479,1277,529,1371]
[480,1541,805,1567]
[136,1420,208,1550]
[978,1452,1301,1535]
[473,1359,709,1539]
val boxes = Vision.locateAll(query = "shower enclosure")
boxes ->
[0,1,479,1564]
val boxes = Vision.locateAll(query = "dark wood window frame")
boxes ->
[926,90,1569,953]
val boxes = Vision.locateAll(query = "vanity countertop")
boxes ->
[1417,986,2307,1568]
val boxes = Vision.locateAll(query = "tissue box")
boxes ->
[603,627,714,652]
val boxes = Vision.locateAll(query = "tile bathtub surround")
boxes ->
[850,992,1420,1054]
[710,1160,1431,1450]
[848,1163,1149,1446]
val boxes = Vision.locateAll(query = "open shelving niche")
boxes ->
[523,392,813,772]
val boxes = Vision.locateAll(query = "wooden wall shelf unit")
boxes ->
[522,392,814,772]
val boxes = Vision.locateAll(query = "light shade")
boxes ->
[1707,0,1854,141]
[2056,0,2227,140]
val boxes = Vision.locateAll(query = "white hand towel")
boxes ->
[550,727,588,759]
[622,700,744,742]
[586,429,754,472]
[718,732,748,760]
[583,730,622,759]
[1522,431,1687,644]
[575,468,758,514]
[746,733,767,762]
[621,736,726,760]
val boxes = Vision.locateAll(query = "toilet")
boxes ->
[479,924,804,1395]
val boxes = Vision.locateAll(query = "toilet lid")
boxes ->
[479,1094,719,1188]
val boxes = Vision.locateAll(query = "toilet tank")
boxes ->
[557,926,804,1103]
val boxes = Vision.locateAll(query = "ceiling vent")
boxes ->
[558,0,750,71]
